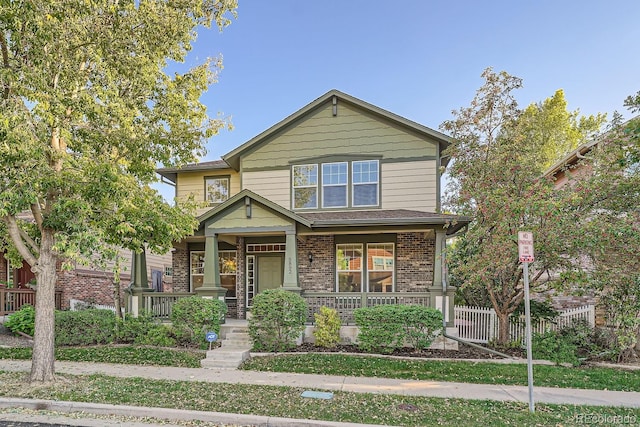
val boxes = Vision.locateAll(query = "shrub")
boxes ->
[313,306,341,348]
[532,320,603,366]
[170,296,226,348]
[4,305,35,337]
[354,305,443,354]
[115,313,175,347]
[55,309,117,346]
[248,289,307,352]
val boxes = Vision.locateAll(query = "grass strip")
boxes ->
[241,353,640,392]
[0,346,203,368]
[1,371,638,427]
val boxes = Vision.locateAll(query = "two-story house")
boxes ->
[156,90,469,324]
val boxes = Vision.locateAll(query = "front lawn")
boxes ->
[240,353,640,392]
[1,371,638,427]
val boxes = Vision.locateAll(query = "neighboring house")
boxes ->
[1,248,172,311]
[156,90,469,323]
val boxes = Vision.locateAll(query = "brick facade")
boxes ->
[171,242,189,293]
[0,252,7,284]
[55,268,129,309]
[235,236,245,319]
[297,235,335,292]
[396,232,435,292]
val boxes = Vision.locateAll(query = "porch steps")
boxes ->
[200,321,253,369]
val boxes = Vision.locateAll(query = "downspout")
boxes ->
[440,236,516,359]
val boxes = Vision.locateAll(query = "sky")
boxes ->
[157,0,640,198]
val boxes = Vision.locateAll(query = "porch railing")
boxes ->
[0,288,63,316]
[140,292,195,320]
[303,292,432,325]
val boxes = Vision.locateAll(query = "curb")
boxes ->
[0,398,392,427]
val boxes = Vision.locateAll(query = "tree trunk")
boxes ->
[30,229,57,383]
[496,310,510,344]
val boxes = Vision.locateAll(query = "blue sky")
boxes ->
[158,0,639,197]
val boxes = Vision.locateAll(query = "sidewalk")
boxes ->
[1,359,639,426]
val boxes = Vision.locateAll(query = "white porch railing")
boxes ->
[455,304,596,343]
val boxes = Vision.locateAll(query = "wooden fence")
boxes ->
[455,304,596,343]
[0,288,63,316]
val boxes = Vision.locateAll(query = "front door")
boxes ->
[256,255,283,293]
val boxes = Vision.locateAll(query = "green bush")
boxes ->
[170,296,226,348]
[532,320,602,366]
[354,305,443,354]
[248,289,307,352]
[55,309,117,346]
[313,306,341,348]
[4,305,35,337]
[116,313,175,347]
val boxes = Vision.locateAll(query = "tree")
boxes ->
[441,68,604,343]
[570,96,640,360]
[0,0,237,382]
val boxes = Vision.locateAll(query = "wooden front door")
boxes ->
[256,255,283,293]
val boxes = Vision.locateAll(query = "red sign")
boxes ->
[518,231,535,263]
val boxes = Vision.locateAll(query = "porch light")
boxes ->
[308,252,313,264]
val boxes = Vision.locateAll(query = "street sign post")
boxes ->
[518,231,535,413]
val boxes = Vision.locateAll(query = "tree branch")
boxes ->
[3,215,38,267]
[30,202,44,233]
[18,227,40,257]
[0,31,11,99]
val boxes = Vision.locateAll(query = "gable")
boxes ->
[223,90,450,171]
[205,202,294,230]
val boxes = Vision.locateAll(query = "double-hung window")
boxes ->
[322,162,348,208]
[336,242,394,292]
[292,159,380,210]
[293,164,318,209]
[190,250,237,297]
[205,177,230,204]
[353,160,379,207]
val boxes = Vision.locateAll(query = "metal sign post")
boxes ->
[518,231,535,413]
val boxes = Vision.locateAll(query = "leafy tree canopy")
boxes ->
[0,0,237,382]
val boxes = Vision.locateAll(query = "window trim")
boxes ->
[352,160,380,207]
[189,250,238,297]
[321,161,348,208]
[292,164,319,210]
[204,175,231,205]
[336,243,364,293]
[335,242,395,292]
[291,159,381,211]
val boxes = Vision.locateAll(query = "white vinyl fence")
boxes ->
[69,299,125,315]
[455,304,595,343]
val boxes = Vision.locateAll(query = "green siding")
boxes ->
[207,203,293,230]
[242,101,439,170]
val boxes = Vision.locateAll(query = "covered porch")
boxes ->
[128,190,466,326]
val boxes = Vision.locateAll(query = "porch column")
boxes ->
[282,230,301,293]
[196,234,227,300]
[128,248,151,317]
[431,229,454,326]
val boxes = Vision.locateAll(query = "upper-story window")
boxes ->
[353,160,379,207]
[291,159,380,210]
[293,164,318,209]
[322,162,348,208]
[205,176,230,204]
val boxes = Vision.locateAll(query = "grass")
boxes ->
[240,353,640,392]
[0,346,203,368]
[0,371,638,427]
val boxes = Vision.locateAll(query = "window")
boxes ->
[190,252,205,290]
[205,177,230,204]
[336,244,363,292]
[292,159,381,210]
[367,243,394,292]
[219,251,237,298]
[293,164,318,209]
[336,243,394,292]
[322,162,347,207]
[190,250,237,298]
[353,160,379,206]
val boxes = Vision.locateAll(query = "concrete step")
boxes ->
[221,339,252,348]
[200,348,251,369]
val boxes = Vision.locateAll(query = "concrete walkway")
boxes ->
[1,359,639,426]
